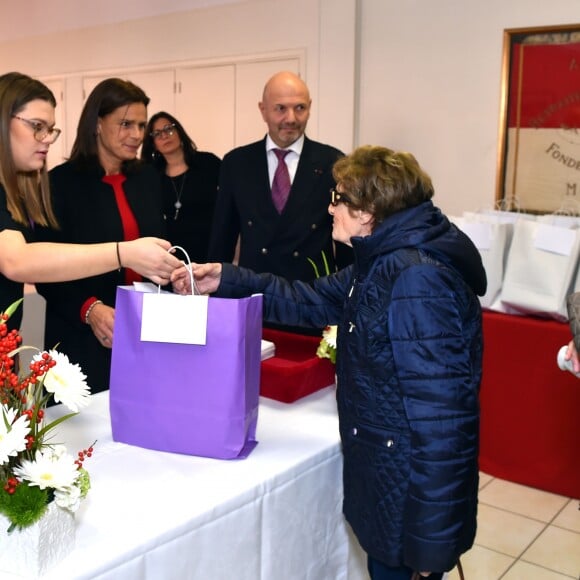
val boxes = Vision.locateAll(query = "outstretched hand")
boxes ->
[122,238,183,285]
[171,262,223,295]
[565,340,580,373]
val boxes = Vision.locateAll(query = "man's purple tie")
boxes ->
[271,149,291,213]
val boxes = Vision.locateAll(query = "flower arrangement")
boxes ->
[316,325,337,364]
[307,251,338,365]
[0,299,92,533]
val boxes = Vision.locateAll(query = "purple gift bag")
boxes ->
[110,286,262,459]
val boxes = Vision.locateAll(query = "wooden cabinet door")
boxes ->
[176,65,235,158]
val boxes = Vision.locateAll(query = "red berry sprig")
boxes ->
[3,477,19,495]
[21,406,45,424]
[75,441,97,470]
[0,327,53,405]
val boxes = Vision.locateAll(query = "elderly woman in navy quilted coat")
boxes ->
[174,145,486,580]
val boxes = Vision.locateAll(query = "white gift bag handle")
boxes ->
[160,245,200,296]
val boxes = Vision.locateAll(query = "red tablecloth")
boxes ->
[479,311,580,498]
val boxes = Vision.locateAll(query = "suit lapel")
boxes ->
[256,138,274,206]
[249,138,278,219]
[281,137,326,221]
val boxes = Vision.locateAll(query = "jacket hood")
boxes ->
[351,201,487,296]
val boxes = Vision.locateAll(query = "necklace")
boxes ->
[169,173,187,220]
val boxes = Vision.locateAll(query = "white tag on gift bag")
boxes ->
[140,293,209,344]
[534,223,577,256]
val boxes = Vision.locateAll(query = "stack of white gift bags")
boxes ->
[449,208,580,321]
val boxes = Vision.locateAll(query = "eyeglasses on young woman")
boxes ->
[12,115,61,144]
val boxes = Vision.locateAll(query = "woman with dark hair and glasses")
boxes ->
[141,111,220,263]
[173,145,486,580]
[0,72,180,332]
[35,78,172,393]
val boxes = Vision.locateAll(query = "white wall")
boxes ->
[357,0,580,215]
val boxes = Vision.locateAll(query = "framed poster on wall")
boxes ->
[496,24,580,213]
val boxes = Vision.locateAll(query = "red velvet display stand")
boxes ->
[260,329,336,403]
[479,311,580,498]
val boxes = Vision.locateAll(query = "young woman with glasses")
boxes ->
[0,72,181,332]
[141,111,221,263]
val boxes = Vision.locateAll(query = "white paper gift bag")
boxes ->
[451,215,512,309]
[500,219,580,320]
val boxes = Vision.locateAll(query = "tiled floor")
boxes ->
[446,473,580,579]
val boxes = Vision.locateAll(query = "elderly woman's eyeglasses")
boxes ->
[12,116,61,144]
[330,188,355,206]
[150,123,176,139]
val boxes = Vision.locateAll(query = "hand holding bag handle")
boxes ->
[165,245,199,295]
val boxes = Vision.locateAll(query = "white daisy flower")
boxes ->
[33,350,91,412]
[13,447,80,491]
[0,406,30,466]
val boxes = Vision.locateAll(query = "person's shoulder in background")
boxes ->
[303,136,344,161]
[221,138,265,163]
[191,150,222,170]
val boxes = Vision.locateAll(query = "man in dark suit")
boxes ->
[208,71,352,287]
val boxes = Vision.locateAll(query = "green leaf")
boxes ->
[36,412,79,440]
[2,298,23,319]
[7,344,40,358]
[306,257,320,278]
[321,250,331,276]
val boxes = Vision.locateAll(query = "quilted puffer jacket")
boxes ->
[218,200,486,573]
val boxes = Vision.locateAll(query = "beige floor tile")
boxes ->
[446,545,513,580]
[474,504,546,557]
[478,471,493,490]
[552,499,580,533]
[478,478,569,522]
[522,526,580,578]
[502,560,575,579]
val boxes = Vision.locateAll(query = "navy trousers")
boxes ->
[367,556,444,580]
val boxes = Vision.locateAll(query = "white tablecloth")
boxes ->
[22,388,366,579]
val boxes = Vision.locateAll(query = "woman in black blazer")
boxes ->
[142,111,221,264]
[36,78,167,393]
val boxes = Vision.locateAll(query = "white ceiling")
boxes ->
[0,0,245,42]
